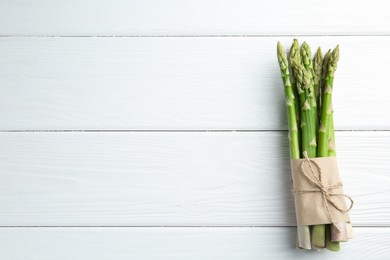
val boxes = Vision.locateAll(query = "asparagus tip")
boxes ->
[332,45,340,61]
[316,47,322,56]
[277,41,284,54]
[314,47,323,61]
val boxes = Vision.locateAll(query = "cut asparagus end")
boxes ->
[312,224,326,248]
[297,225,312,250]
[326,224,341,251]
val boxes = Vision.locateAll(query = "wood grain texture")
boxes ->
[0,131,388,226]
[0,36,389,130]
[0,227,388,259]
[1,1,388,258]
[0,0,389,36]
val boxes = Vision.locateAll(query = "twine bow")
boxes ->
[292,152,354,231]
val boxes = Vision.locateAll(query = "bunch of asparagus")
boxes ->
[276,40,351,251]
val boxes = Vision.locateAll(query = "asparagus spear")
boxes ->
[277,42,311,250]
[321,49,331,105]
[327,81,349,245]
[328,104,336,157]
[313,48,323,117]
[324,102,341,251]
[277,42,300,160]
[318,46,339,159]
[289,39,302,153]
[320,49,331,116]
[313,46,340,249]
[291,59,317,158]
[312,50,333,250]
[293,57,322,250]
[293,49,323,249]
[317,49,341,251]
[290,41,304,104]
[301,42,318,134]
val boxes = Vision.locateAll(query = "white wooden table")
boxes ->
[0,1,389,259]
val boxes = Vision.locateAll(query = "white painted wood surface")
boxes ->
[0,131,388,226]
[0,0,389,36]
[1,37,389,130]
[0,227,388,260]
[1,0,389,259]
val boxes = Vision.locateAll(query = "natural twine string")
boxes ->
[292,151,354,232]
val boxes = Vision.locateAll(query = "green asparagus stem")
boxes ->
[326,223,340,251]
[277,42,311,250]
[313,45,340,249]
[291,59,317,158]
[289,40,304,106]
[328,104,336,157]
[289,39,302,153]
[318,46,339,157]
[301,42,318,135]
[277,42,300,160]
[313,48,323,118]
[320,50,332,109]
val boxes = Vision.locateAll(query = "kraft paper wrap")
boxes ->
[290,156,353,226]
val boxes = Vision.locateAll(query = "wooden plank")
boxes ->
[0,0,389,36]
[0,131,388,226]
[0,227,388,259]
[0,36,389,130]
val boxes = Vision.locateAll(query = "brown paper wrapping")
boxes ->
[290,156,352,226]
